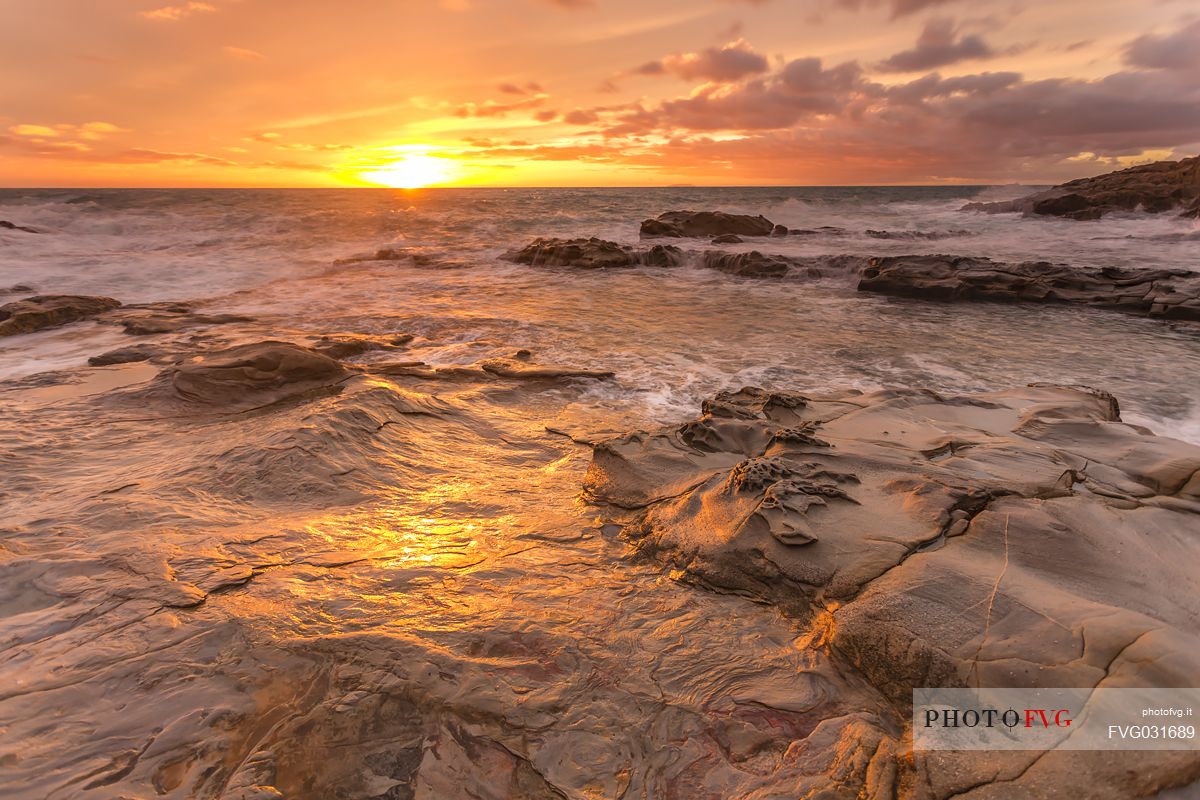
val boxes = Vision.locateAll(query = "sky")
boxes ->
[1,0,1198,187]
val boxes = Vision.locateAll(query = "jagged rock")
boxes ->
[89,344,159,366]
[857,255,1200,321]
[710,234,744,244]
[0,294,122,336]
[640,210,776,238]
[504,237,681,269]
[963,156,1200,219]
[0,220,40,233]
[170,341,349,407]
[584,384,1200,795]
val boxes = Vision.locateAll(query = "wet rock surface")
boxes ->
[702,250,809,278]
[857,255,1200,320]
[585,383,1200,796]
[0,294,122,336]
[102,301,256,335]
[170,341,350,407]
[963,156,1200,219]
[640,210,776,238]
[505,237,681,268]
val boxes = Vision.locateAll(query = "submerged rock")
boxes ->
[709,234,744,244]
[171,341,349,407]
[640,210,776,238]
[585,384,1200,794]
[857,255,1200,320]
[0,294,122,336]
[0,220,40,234]
[504,237,681,269]
[963,155,1200,219]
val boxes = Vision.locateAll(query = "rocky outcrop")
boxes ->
[170,341,349,407]
[584,384,1200,794]
[963,156,1200,219]
[103,302,254,335]
[640,210,776,238]
[504,237,681,269]
[0,294,122,336]
[702,250,803,278]
[857,255,1200,321]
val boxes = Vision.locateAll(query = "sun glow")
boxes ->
[359,153,458,188]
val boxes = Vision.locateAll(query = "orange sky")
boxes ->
[1,0,1198,187]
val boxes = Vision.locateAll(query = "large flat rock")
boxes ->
[584,383,1200,796]
[857,255,1200,321]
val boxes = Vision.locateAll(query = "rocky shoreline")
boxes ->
[2,187,1199,799]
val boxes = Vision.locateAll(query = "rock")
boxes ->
[306,332,414,360]
[0,294,122,337]
[864,228,974,240]
[1,284,35,294]
[102,302,255,335]
[701,250,797,278]
[963,156,1200,219]
[857,255,1200,321]
[639,210,776,238]
[89,344,158,366]
[0,220,40,234]
[504,237,681,269]
[710,234,744,244]
[584,384,1200,795]
[771,224,789,236]
[170,341,349,407]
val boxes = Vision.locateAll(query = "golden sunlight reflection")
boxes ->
[359,152,459,188]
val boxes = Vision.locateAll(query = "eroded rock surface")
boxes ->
[170,341,349,407]
[640,210,776,238]
[963,156,1200,219]
[103,301,255,335]
[858,255,1200,321]
[585,383,1200,796]
[0,294,122,336]
[505,237,681,269]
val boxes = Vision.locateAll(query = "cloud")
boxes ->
[876,18,995,73]
[9,124,61,137]
[1124,19,1200,71]
[545,0,595,7]
[454,95,548,117]
[635,39,770,83]
[498,82,545,95]
[224,46,266,61]
[8,121,127,142]
[139,2,215,21]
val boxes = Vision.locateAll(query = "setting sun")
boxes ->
[359,153,457,188]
